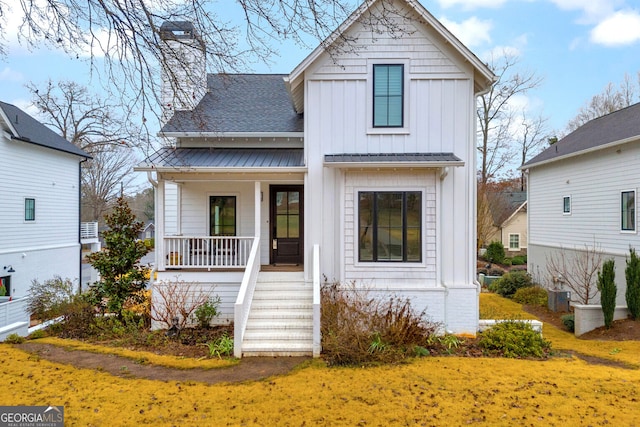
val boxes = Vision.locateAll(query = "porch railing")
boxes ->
[312,244,321,357]
[81,222,99,240]
[163,236,253,269]
[234,237,261,358]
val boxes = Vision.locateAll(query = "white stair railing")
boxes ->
[312,244,321,357]
[233,237,260,358]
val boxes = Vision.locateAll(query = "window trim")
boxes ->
[24,198,35,222]
[562,195,571,215]
[367,59,410,134]
[208,194,238,236]
[508,233,520,251]
[621,189,636,233]
[357,190,423,263]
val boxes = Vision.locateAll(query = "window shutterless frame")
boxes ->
[563,195,571,215]
[24,198,35,221]
[621,190,636,232]
[373,64,404,127]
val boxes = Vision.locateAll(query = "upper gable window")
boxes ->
[373,64,404,128]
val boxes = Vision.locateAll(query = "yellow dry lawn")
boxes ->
[1,294,639,426]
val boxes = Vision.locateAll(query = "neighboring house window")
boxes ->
[358,191,421,262]
[373,64,404,127]
[509,234,520,251]
[210,196,236,236]
[24,198,35,221]
[621,190,636,232]
[563,196,571,214]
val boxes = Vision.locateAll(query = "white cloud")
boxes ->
[439,16,493,47]
[548,0,619,24]
[590,10,640,46]
[438,0,509,10]
[0,67,24,82]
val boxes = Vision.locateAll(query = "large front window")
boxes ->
[373,64,404,127]
[621,190,635,232]
[210,196,236,236]
[359,191,421,262]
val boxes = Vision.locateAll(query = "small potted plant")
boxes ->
[0,283,8,302]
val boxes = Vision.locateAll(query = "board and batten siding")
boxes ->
[0,135,82,296]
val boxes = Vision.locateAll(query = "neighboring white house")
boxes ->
[523,102,640,306]
[137,0,495,357]
[0,101,89,338]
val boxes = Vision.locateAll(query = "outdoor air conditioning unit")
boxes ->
[547,289,571,312]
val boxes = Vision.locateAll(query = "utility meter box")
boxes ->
[547,289,571,312]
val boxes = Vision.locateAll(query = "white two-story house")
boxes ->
[137,0,495,357]
[0,101,89,338]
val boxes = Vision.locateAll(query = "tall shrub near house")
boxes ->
[597,259,616,329]
[86,196,150,318]
[625,248,640,320]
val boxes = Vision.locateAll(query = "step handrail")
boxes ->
[312,244,321,357]
[233,237,260,358]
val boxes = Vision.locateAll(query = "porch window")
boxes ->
[209,196,236,236]
[373,64,404,127]
[25,198,35,221]
[358,191,421,262]
[621,190,635,232]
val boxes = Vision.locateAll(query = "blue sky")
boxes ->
[1,0,639,136]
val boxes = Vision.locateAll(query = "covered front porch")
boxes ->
[140,148,319,357]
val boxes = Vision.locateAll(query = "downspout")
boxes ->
[79,156,88,293]
[147,171,158,282]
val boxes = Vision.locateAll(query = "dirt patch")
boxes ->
[17,342,310,384]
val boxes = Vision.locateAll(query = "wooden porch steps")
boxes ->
[241,271,313,357]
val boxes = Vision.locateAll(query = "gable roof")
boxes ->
[161,74,303,136]
[489,191,527,226]
[285,0,496,113]
[0,101,90,158]
[523,102,640,169]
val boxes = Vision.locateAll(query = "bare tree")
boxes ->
[477,52,543,184]
[545,243,604,305]
[28,80,143,222]
[566,72,640,132]
[81,146,138,222]
[4,0,360,122]
[515,111,549,190]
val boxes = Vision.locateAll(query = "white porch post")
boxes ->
[254,181,261,238]
[156,178,166,270]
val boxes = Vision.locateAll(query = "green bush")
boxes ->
[204,333,234,358]
[511,256,527,266]
[625,248,640,320]
[4,333,25,344]
[478,321,551,358]
[485,241,506,264]
[598,259,616,329]
[489,270,533,298]
[195,296,221,328]
[561,314,575,332]
[502,258,512,266]
[512,286,548,307]
[144,238,155,249]
[28,329,47,339]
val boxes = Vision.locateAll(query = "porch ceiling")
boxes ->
[136,147,305,172]
[323,152,464,168]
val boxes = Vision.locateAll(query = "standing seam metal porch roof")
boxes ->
[324,152,463,167]
[138,147,305,170]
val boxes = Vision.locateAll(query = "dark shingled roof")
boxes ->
[161,74,303,134]
[524,102,640,168]
[324,153,462,163]
[490,191,527,226]
[142,147,304,169]
[0,101,89,158]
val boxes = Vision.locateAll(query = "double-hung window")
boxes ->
[509,234,520,251]
[373,64,404,127]
[621,190,635,232]
[210,196,236,236]
[358,191,421,262]
[25,198,35,221]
